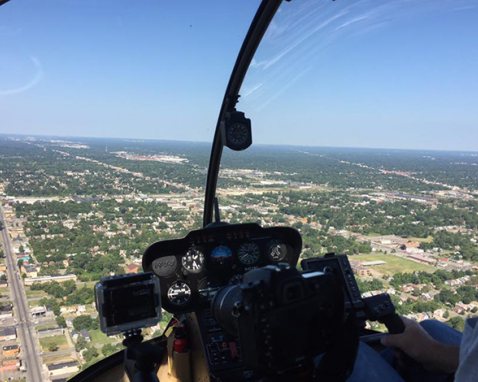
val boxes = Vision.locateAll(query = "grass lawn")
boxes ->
[89,329,117,347]
[351,253,436,275]
[26,289,47,299]
[43,354,76,364]
[365,233,383,237]
[36,322,58,331]
[407,236,433,243]
[82,281,97,288]
[39,335,69,352]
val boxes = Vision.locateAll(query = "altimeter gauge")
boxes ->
[238,242,260,266]
[182,247,205,273]
[167,281,192,306]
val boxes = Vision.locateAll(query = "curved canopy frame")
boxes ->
[202,0,285,227]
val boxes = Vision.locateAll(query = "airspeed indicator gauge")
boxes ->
[167,281,192,306]
[238,242,260,265]
[182,248,204,273]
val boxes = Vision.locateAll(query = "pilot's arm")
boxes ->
[381,316,459,374]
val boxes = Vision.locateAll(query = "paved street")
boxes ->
[1,207,45,382]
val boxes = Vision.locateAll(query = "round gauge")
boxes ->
[151,256,177,277]
[238,242,260,266]
[211,245,233,262]
[268,240,287,262]
[167,281,192,306]
[227,123,249,147]
[182,248,205,273]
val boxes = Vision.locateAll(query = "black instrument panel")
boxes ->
[142,223,302,314]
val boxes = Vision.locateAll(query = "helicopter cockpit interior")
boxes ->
[65,1,411,381]
[3,0,475,381]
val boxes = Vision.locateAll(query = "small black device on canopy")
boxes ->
[221,110,252,151]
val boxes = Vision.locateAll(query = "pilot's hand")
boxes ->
[380,316,459,373]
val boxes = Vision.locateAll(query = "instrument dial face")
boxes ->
[238,242,260,266]
[182,248,205,273]
[167,281,192,306]
[151,256,177,277]
[227,123,249,146]
[211,245,233,263]
[268,240,287,262]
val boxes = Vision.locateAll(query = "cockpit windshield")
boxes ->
[217,0,478,253]
[239,0,478,148]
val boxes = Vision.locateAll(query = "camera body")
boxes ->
[212,263,344,375]
[95,272,162,336]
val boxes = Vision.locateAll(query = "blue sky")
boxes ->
[1,0,477,151]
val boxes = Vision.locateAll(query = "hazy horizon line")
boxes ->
[1,132,477,155]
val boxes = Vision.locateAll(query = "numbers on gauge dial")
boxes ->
[167,281,192,306]
[238,242,260,265]
[182,248,204,273]
[268,240,287,262]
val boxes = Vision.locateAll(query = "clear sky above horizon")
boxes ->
[1,0,477,151]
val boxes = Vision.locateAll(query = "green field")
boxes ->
[39,335,69,352]
[43,354,76,365]
[36,322,58,332]
[407,236,433,243]
[89,329,117,347]
[352,253,436,275]
[26,289,47,298]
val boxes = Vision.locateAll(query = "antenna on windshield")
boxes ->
[214,197,221,224]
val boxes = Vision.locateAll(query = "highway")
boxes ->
[1,207,45,382]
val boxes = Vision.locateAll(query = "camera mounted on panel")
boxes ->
[94,253,404,381]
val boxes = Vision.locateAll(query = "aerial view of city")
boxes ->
[0,135,477,380]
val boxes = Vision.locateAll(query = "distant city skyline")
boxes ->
[1,0,477,151]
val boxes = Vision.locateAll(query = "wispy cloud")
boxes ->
[0,56,44,96]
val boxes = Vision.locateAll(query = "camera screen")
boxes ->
[104,284,157,327]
